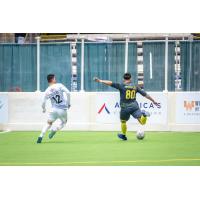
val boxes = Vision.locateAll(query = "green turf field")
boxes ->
[0,131,200,166]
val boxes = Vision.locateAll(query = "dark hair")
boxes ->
[47,74,55,83]
[123,72,131,80]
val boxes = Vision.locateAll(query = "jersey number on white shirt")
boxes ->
[52,95,63,104]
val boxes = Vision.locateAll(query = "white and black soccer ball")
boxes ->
[136,130,145,140]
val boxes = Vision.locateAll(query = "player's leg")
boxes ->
[49,109,67,139]
[118,109,130,141]
[132,109,149,125]
[130,101,150,125]
[138,115,147,125]
[37,110,57,143]
[121,120,127,135]
[48,119,67,139]
[37,121,53,143]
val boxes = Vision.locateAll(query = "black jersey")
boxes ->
[111,82,147,106]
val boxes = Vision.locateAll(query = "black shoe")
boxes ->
[118,133,127,141]
[37,137,43,143]
[49,130,56,139]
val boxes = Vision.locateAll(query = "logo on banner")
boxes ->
[98,101,162,115]
[98,103,110,114]
[183,100,200,114]
[98,102,120,115]
[176,94,200,124]
[96,93,167,124]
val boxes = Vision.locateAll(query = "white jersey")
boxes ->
[42,83,70,110]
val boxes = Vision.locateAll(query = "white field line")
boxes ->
[1,158,200,165]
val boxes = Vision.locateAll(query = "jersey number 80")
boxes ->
[125,90,135,99]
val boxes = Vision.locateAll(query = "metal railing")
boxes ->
[1,34,199,92]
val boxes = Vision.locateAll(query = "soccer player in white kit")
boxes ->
[37,74,71,143]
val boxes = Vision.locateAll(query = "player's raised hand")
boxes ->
[93,77,100,82]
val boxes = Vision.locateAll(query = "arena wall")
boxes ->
[0,92,200,132]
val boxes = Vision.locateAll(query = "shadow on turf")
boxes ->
[39,139,147,144]
[41,140,76,144]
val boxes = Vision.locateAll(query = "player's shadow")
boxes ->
[42,140,78,144]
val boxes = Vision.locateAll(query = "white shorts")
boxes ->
[48,108,68,123]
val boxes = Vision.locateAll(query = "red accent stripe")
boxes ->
[98,103,105,114]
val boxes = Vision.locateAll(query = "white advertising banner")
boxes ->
[95,92,167,125]
[0,94,8,123]
[176,92,200,124]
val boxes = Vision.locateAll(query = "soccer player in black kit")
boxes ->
[94,73,159,140]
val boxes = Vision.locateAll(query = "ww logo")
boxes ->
[184,101,195,111]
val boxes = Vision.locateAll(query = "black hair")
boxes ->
[123,72,131,80]
[47,74,55,83]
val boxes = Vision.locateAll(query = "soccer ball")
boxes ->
[136,130,145,140]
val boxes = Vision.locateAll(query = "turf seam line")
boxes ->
[1,158,200,165]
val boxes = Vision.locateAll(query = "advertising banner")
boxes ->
[96,92,167,124]
[176,92,200,124]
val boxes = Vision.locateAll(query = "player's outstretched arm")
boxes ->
[145,94,159,107]
[93,77,112,86]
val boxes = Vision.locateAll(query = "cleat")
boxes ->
[49,130,56,139]
[118,133,127,141]
[141,110,150,117]
[37,137,43,143]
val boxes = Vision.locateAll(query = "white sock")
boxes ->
[39,124,51,138]
[50,122,65,132]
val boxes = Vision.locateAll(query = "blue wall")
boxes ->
[0,43,71,92]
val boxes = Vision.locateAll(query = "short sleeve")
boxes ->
[59,83,70,93]
[136,86,147,96]
[44,88,50,99]
[110,83,121,90]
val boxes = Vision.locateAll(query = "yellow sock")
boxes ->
[121,120,127,135]
[138,115,147,125]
